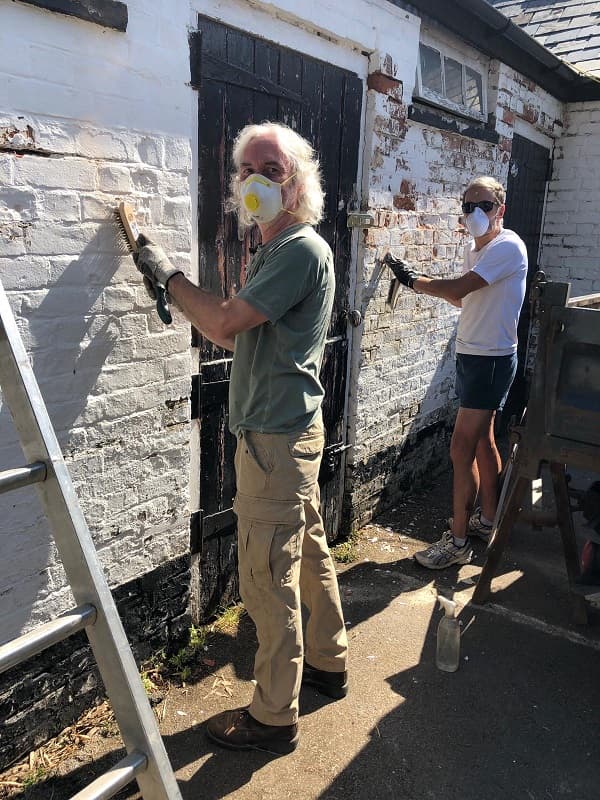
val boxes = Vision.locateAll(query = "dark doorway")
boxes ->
[501,133,551,429]
[189,17,363,619]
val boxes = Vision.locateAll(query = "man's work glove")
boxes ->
[383,253,422,289]
[133,234,182,325]
[134,234,183,292]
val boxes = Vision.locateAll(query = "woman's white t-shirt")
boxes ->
[456,228,528,356]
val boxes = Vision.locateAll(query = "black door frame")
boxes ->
[188,15,367,618]
[501,132,552,428]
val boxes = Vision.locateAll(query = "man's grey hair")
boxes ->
[463,175,506,206]
[228,122,325,228]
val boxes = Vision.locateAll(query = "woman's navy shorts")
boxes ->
[455,352,518,411]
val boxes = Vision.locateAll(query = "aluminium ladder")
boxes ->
[0,279,182,800]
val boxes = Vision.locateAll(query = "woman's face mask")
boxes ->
[240,172,296,224]
[464,206,492,238]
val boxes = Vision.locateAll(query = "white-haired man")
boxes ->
[385,176,527,569]
[135,122,348,755]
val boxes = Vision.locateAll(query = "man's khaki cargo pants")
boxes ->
[233,418,348,726]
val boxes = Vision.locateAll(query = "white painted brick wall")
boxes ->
[345,41,571,522]
[0,0,195,645]
[541,101,600,297]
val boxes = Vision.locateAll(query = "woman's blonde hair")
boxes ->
[463,175,506,206]
[228,122,325,228]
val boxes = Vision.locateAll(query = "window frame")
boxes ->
[415,42,487,123]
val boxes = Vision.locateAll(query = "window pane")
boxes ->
[465,67,483,113]
[444,57,463,105]
[420,44,442,95]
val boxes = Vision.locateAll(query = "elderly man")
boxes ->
[135,122,348,755]
[385,176,527,569]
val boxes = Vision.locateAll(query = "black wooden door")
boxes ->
[189,17,363,618]
[501,133,551,427]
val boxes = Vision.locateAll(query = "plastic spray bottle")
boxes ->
[436,595,460,672]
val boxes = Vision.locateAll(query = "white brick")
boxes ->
[0,256,50,290]
[164,139,192,172]
[130,167,161,194]
[80,194,115,221]
[14,156,97,190]
[0,221,28,256]
[40,191,81,222]
[76,128,135,161]
[97,165,133,194]
[137,136,165,168]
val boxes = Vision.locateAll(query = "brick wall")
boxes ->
[344,43,568,529]
[0,1,194,763]
[541,101,600,297]
[0,119,193,628]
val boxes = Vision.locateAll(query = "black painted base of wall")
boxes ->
[0,554,191,769]
[343,418,455,533]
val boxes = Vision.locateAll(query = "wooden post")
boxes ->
[550,463,588,625]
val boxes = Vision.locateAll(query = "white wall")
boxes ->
[541,101,600,297]
[0,0,197,642]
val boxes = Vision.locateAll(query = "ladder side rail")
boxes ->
[0,284,182,800]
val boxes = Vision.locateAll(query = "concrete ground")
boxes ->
[6,469,600,800]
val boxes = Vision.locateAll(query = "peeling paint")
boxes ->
[0,124,36,151]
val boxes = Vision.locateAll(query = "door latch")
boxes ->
[347,308,362,327]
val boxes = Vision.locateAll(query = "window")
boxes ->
[415,43,486,121]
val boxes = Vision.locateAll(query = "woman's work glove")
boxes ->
[383,253,422,290]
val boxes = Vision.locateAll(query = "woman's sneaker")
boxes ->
[447,508,493,543]
[414,531,473,570]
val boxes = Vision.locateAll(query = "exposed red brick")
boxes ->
[442,132,462,151]
[367,70,402,97]
[521,104,539,124]
[392,195,412,211]
[393,179,416,211]
[502,108,515,125]
[499,135,513,153]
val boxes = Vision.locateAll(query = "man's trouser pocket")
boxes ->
[233,492,305,725]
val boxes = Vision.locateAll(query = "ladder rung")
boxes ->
[0,461,47,495]
[68,750,148,800]
[0,604,97,674]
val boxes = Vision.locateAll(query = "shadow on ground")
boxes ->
[6,469,600,800]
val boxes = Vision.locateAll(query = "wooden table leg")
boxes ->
[550,462,588,625]
[473,475,530,605]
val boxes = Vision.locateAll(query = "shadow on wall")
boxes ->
[346,261,460,528]
[0,223,125,645]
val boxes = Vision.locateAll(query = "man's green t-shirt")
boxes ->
[229,223,335,434]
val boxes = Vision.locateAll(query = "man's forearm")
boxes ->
[167,273,236,351]
[413,276,462,306]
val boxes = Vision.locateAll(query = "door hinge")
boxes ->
[347,212,375,229]
[319,442,352,483]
